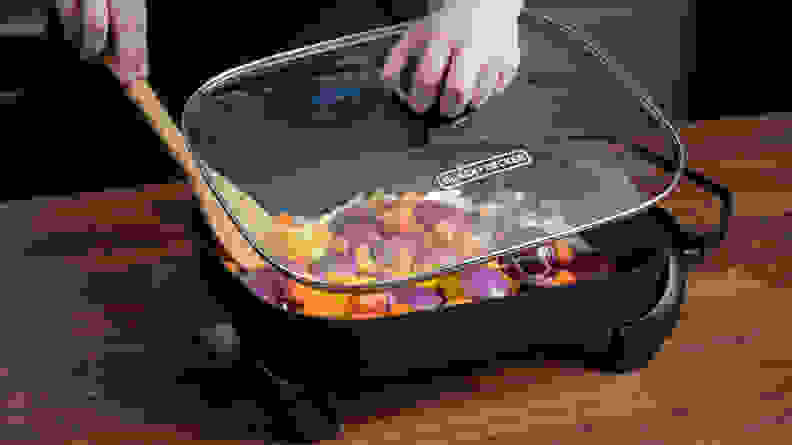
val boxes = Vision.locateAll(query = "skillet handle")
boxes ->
[390,86,475,129]
[626,143,734,265]
[388,42,476,130]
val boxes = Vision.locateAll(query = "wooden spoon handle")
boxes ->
[104,56,267,271]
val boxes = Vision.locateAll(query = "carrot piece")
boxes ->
[389,303,412,316]
[300,291,350,317]
[349,312,383,320]
[445,297,473,306]
[276,212,292,226]
[552,270,577,286]
[553,239,575,266]
[222,259,240,274]
[287,280,309,305]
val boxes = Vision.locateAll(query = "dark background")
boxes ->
[0,0,783,199]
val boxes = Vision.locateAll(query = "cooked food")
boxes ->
[211,170,577,320]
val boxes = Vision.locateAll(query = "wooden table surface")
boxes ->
[2,118,790,444]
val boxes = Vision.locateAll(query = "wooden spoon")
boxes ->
[103,56,267,272]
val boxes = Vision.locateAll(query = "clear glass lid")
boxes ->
[181,14,685,291]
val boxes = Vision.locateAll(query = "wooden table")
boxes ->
[2,118,790,443]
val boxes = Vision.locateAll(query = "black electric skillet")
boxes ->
[183,16,733,443]
[194,154,731,443]
[207,146,732,375]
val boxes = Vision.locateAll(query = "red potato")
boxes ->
[552,239,576,266]
[309,253,361,280]
[283,259,309,275]
[387,286,444,311]
[415,246,460,269]
[412,200,472,229]
[336,222,383,246]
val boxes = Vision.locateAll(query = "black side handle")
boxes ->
[626,143,735,264]
[387,46,477,132]
[389,88,475,129]
[386,84,475,148]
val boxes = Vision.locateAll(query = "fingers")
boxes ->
[381,37,411,86]
[495,66,519,96]
[409,38,451,113]
[381,22,425,83]
[472,64,497,108]
[382,11,521,115]
[106,0,149,85]
[495,46,521,95]
[56,0,82,50]
[440,46,477,117]
[81,0,109,60]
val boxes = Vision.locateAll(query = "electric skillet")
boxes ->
[182,14,733,442]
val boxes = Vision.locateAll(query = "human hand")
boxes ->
[56,0,149,87]
[381,0,521,117]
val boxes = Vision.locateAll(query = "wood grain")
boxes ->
[22,119,792,444]
[110,69,271,273]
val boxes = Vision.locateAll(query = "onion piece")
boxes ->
[458,267,514,300]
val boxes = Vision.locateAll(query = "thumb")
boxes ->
[103,54,133,87]
[103,53,149,88]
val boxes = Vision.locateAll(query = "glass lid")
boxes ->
[181,14,686,292]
